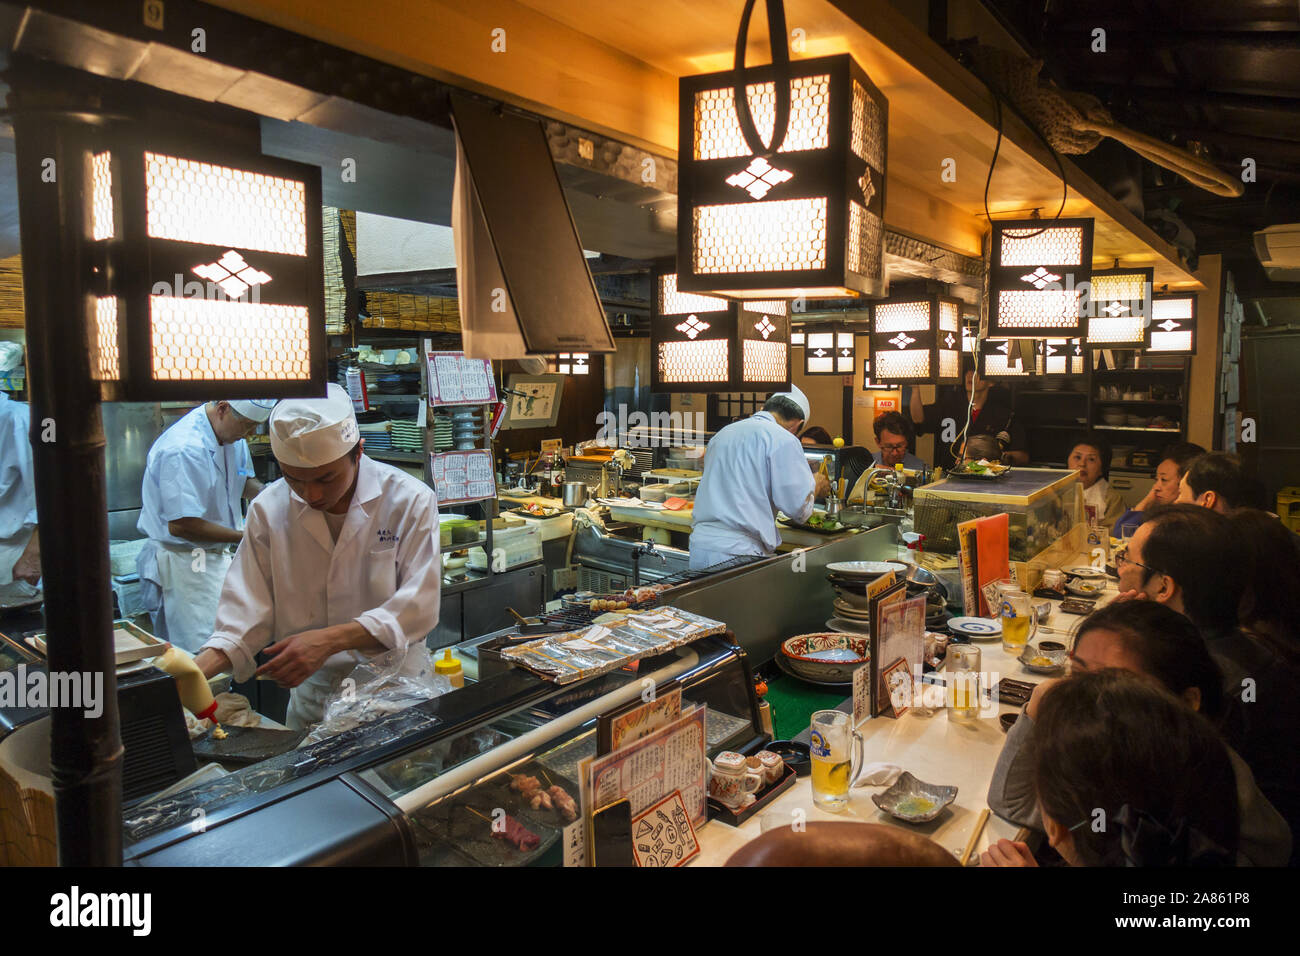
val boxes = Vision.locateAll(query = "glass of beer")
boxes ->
[809,710,864,812]
[947,643,982,722]
[999,588,1038,655]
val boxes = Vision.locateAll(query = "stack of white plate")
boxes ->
[945,616,1002,640]
[450,409,482,450]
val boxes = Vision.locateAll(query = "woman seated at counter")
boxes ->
[1111,441,1205,538]
[1067,433,1124,529]
[984,668,1244,867]
[798,426,833,447]
[986,601,1290,867]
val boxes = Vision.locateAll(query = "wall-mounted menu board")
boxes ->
[426,350,497,406]
[429,449,497,504]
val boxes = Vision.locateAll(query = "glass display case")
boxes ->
[124,633,763,866]
[911,467,1082,563]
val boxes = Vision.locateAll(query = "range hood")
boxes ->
[450,93,615,358]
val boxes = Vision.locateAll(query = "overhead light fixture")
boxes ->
[790,326,806,347]
[676,0,887,299]
[861,356,892,390]
[803,325,856,375]
[961,316,978,353]
[988,218,1094,338]
[551,353,590,375]
[978,338,1041,379]
[1039,338,1087,376]
[867,296,962,385]
[1145,293,1197,354]
[651,269,791,392]
[1085,267,1151,347]
[88,140,325,400]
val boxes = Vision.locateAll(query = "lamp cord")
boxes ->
[733,0,792,157]
[977,71,1068,238]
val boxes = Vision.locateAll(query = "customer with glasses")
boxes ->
[1116,503,1300,860]
[870,411,925,471]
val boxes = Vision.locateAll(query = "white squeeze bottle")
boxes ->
[157,645,221,729]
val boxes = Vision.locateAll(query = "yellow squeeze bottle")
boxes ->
[435,648,464,689]
[156,645,219,723]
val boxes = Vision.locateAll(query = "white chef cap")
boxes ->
[769,384,810,421]
[269,384,360,468]
[228,399,277,423]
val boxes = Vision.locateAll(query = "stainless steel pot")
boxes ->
[562,481,589,507]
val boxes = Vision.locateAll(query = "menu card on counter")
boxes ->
[429,450,497,505]
[873,595,926,718]
[426,350,497,406]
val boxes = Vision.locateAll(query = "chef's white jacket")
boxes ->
[202,455,441,727]
[689,411,816,569]
[0,393,36,586]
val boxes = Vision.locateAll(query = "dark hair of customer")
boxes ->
[1073,601,1225,722]
[1032,670,1239,867]
[1226,507,1300,666]
[872,411,913,443]
[1161,441,1206,477]
[798,425,833,445]
[1185,452,1250,510]
[1141,504,1248,637]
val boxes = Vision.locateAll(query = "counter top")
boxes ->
[693,577,1117,866]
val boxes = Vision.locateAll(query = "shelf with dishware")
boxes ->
[1094,424,1182,433]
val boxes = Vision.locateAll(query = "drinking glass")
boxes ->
[999,588,1039,655]
[809,710,864,812]
[947,643,982,722]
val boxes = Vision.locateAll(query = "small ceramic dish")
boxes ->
[1018,644,1069,674]
[946,616,1002,639]
[871,772,958,823]
[1066,579,1103,598]
[1063,566,1106,580]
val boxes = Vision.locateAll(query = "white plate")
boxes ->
[1063,566,1106,579]
[826,560,907,577]
[946,616,1002,638]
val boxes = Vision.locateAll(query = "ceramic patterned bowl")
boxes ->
[1018,644,1069,674]
[779,633,870,683]
[871,771,958,823]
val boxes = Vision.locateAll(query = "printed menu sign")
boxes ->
[426,350,497,406]
[429,450,497,504]
[631,790,700,868]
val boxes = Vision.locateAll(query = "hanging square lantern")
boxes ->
[978,338,1042,379]
[803,325,856,375]
[677,53,888,300]
[988,218,1094,338]
[867,296,962,385]
[861,356,892,390]
[1145,293,1197,355]
[88,136,325,400]
[1085,267,1151,347]
[790,326,806,346]
[1039,338,1087,376]
[651,269,791,392]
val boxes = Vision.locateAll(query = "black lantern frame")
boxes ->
[802,324,856,376]
[677,52,888,300]
[650,266,791,392]
[1084,266,1152,348]
[90,129,326,401]
[866,295,963,386]
[1145,293,1198,355]
[978,338,1043,379]
[988,217,1094,338]
[1039,338,1088,376]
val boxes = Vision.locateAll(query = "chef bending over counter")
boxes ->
[194,384,442,730]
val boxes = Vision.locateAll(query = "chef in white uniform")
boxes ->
[136,399,275,652]
[195,384,441,730]
[689,386,831,571]
[0,392,41,601]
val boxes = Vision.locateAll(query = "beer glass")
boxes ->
[809,710,864,812]
[947,643,982,722]
[999,588,1039,655]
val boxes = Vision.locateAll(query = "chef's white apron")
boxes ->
[146,542,234,653]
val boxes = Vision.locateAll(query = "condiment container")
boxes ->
[707,751,761,809]
[435,648,464,689]
[757,750,785,785]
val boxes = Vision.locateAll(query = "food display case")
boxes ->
[122,633,764,866]
[911,468,1082,562]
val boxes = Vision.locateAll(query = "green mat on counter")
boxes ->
[762,672,850,741]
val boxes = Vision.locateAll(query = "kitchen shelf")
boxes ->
[1093,367,1185,375]
[1018,390,1087,397]
[1024,423,1089,430]
[1093,399,1183,405]
[1094,425,1181,433]
[368,449,426,463]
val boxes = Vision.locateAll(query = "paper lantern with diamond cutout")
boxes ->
[1085,267,1151,347]
[988,218,1094,338]
[1144,294,1197,355]
[866,295,963,385]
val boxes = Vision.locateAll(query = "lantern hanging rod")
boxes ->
[733,0,792,158]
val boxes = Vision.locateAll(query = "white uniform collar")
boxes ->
[291,455,383,554]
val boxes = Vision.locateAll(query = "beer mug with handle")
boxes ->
[809,710,864,812]
[1000,588,1038,655]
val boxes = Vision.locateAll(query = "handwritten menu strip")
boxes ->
[429,450,497,504]
[631,790,700,868]
[582,705,708,852]
[427,351,497,406]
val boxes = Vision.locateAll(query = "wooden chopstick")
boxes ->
[960,808,992,866]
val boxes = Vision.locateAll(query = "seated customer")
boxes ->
[871,411,926,471]
[984,670,1239,867]
[1118,504,1300,858]
[1067,433,1125,529]
[987,601,1290,866]
[798,426,833,447]
[1112,441,1205,538]
[1177,451,1250,513]
[1228,507,1300,666]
